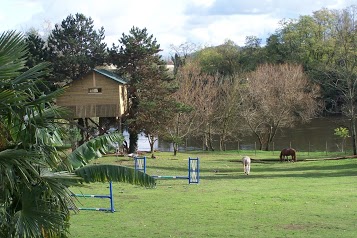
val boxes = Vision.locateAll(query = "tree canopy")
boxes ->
[242,63,321,150]
[109,26,172,153]
[47,13,107,85]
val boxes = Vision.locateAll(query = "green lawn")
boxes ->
[69,150,357,238]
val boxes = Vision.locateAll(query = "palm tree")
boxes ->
[0,31,156,238]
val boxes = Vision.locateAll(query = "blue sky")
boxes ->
[0,0,355,57]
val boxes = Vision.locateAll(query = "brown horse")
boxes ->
[280,148,297,162]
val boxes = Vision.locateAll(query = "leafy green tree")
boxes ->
[278,5,357,154]
[322,5,357,154]
[47,13,107,85]
[263,8,340,112]
[334,127,350,152]
[193,39,242,76]
[250,5,357,153]
[25,30,50,69]
[0,31,155,238]
[24,30,56,94]
[109,26,170,153]
[240,36,264,71]
[134,73,177,157]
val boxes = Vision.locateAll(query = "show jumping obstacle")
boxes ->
[134,157,200,184]
[134,156,146,173]
[71,181,115,212]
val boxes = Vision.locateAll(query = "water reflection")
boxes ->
[128,117,352,152]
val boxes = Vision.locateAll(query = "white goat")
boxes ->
[242,156,251,175]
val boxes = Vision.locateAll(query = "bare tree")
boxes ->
[213,75,248,150]
[194,73,222,151]
[242,63,321,150]
[166,60,202,155]
[169,42,200,75]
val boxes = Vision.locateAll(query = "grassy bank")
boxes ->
[69,150,357,238]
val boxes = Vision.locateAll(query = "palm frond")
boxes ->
[27,87,67,106]
[41,169,84,187]
[0,31,27,80]
[0,149,43,193]
[75,164,156,187]
[67,133,123,169]
[13,184,71,238]
[13,62,51,84]
[0,89,27,110]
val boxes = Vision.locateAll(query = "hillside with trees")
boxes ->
[16,5,357,154]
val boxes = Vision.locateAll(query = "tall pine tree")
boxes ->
[109,27,171,153]
[25,30,49,69]
[47,13,107,85]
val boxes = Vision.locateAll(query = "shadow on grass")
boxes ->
[148,165,191,174]
[201,170,356,180]
[255,162,356,172]
[146,158,357,180]
[200,160,357,180]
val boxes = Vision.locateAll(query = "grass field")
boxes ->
[69,150,357,238]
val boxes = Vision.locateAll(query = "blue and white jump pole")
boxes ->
[134,156,146,173]
[71,181,115,212]
[134,157,200,184]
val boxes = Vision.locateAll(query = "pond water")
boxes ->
[127,116,353,152]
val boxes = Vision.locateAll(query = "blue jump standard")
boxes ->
[71,181,115,212]
[135,157,200,184]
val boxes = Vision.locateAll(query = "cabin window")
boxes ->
[88,88,102,94]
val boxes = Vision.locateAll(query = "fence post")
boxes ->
[273,142,275,155]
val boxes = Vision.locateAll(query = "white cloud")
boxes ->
[0,0,355,57]
[0,0,43,31]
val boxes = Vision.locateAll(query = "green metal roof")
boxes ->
[94,68,127,84]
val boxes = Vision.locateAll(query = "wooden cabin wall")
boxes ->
[56,72,127,118]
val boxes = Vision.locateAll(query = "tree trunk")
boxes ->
[206,123,214,151]
[84,118,91,141]
[351,118,357,155]
[204,135,208,151]
[173,142,178,156]
[128,129,138,153]
[264,142,270,151]
[208,139,214,151]
[219,135,225,151]
[148,134,155,154]
[78,118,85,146]
[258,136,264,150]
[219,138,223,151]
[70,121,78,151]
[98,117,106,135]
